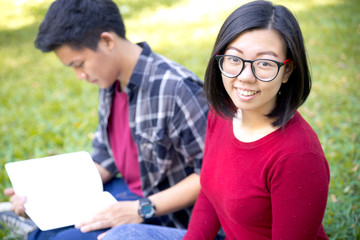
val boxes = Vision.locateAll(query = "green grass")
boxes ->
[0,0,359,239]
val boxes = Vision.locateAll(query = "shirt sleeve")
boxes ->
[270,151,330,239]
[170,78,209,174]
[90,88,118,175]
[184,189,221,239]
[91,125,118,175]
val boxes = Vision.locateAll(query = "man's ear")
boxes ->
[282,61,294,84]
[99,32,116,51]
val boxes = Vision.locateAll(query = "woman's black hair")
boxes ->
[204,0,311,128]
[34,0,126,52]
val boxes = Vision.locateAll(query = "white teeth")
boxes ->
[237,89,258,96]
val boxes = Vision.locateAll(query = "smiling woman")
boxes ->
[99,1,329,240]
[218,29,293,130]
[185,2,330,239]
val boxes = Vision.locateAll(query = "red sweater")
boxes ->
[185,110,329,240]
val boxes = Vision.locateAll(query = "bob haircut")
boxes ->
[35,0,126,52]
[204,0,311,128]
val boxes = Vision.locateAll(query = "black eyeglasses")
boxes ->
[215,55,290,82]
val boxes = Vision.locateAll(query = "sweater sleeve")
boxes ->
[270,151,330,239]
[184,189,221,240]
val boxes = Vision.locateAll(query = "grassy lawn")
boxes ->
[0,0,359,239]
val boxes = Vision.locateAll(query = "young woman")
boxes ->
[101,1,330,239]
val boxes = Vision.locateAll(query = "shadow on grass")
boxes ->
[0,24,37,49]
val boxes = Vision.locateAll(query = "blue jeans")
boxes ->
[102,224,186,240]
[27,177,141,240]
[102,224,225,240]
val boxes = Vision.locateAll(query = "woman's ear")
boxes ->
[282,61,294,84]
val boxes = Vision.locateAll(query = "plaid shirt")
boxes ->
[91,42,209,228]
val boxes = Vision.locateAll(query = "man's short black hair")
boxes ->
[35,0,126,52]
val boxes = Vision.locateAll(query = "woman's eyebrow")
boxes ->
[225,46,242,54]
[257,51,279,58]
[226,46,279,58]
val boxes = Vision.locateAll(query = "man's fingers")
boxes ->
[97,231,108,240]
[80,220,110,233]
[10,195,26,216]
[4,188,15,196]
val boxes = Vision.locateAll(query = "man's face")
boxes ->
[55,43,119,89]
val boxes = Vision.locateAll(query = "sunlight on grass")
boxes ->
[126,0,342,45]
[125,0,252,78]
[0,0,49,30]
[276,0,340,11]
[0,7,35,30]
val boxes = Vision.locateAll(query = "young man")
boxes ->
[3,0,208,239]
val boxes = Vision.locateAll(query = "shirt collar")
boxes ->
[126,41,153,91]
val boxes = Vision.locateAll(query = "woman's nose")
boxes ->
[237,62,256,83]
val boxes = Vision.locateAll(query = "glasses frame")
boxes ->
[215,54,291,82]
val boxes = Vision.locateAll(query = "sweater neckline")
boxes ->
[229,112,299,149]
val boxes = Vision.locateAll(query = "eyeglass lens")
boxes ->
[219,56,279,81]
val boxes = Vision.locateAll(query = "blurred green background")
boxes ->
[0,0,359,239]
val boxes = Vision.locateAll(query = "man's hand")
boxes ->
[4,188,27,217]
[75,200,143,233]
